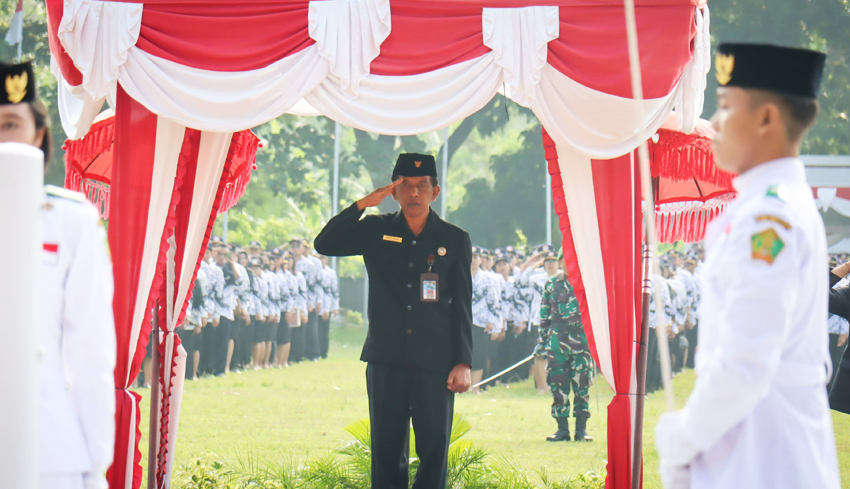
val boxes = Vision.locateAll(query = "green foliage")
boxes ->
[172,415,606,489]
[706,0,850,155]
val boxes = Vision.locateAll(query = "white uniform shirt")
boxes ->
[40,187,116,487]
[471,267,500,328]
[656,158,840,489]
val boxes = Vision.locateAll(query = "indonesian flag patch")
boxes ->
[43,243,59,265]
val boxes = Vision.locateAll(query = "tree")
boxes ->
[706,0,850,155]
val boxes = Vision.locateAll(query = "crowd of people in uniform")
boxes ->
[141,236,340,384]
[646,246,705,394]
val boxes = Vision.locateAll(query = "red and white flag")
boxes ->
[5,0,22,46]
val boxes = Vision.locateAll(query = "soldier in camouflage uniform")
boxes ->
[538,249,593,442]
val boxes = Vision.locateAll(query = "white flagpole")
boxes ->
[332,121,340,272]
[0,143,44,489]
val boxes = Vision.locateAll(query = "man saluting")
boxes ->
[315,153,473,489]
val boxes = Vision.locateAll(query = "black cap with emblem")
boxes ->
[715,43,826,99]
[0,61,36,105]
[392,153,437,179]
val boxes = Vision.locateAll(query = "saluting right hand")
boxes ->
[357,179,403,210]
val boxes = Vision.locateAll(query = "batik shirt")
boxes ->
[262,269,280,317]
[276,268,292,312]
[232,262,249,312]
[538,273,583,350]
[320,266,339,312]
[295,270,309,315]
[471,267,500,328]
[649,273,673,329]
[199,260,217,319]
[248,270,269,317]
[487,269,504,332]
[220,263,239,321]
[523,267,550,327]
[665,277,683,334]
[185,268,208,331]
[674,267,697,325]
[310,255,325,309]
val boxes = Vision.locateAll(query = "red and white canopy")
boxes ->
[45,1,710,489]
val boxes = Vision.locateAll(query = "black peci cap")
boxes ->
[392,153,437,179]
[0,61,36,105]
[715,43,826,99]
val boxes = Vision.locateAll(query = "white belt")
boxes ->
[774,361,830,387]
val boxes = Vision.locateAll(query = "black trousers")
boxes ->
[304,310,320,360]
[685,324,698,369]
[645,330,661,394]
[828,333,846,393]
[240,318,254,367]
[229,316,244,370]
[214,316,234,375]
[319,315,331,359]
[366,363,454,489]
[290,324,304,362]
[199,323,217,375]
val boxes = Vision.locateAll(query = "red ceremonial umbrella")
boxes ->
[648,113,735,242]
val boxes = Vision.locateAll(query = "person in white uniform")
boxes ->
[655,43,839,489]
[0,61,117,489]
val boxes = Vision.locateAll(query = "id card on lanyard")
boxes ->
[421,254,439,302]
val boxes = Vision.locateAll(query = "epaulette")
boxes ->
[45,185,86,203]
[765,185,789,202]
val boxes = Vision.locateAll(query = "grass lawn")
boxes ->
[137,324,850,488]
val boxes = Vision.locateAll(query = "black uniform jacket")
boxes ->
[829,271,850,370]
[315,203,473,374]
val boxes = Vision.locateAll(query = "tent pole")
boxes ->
[332,121,340,273]
[441,126,448,217]
[222,211,229,243]
[545,168,552,246]
[622,0,676,487]
[147,306,160,489]
[632,246,652,488]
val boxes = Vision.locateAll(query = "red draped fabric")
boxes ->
[137,2,314,71]
[548,4,694,98]
[106,86,157,489]
[370,3,489,76]
[590,154,643,489]
[544,129,643,488]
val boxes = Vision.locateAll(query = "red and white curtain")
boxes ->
[45,1,710,488]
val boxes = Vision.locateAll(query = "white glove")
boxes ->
[83,472,108,489]
[655,411,699,467]
[660,461,691,489]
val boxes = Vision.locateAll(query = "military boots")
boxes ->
[574,415,593,442]
[546,417,571,442]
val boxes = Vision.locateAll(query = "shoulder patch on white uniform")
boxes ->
[765,184,790,202]
[45,185,86,203]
